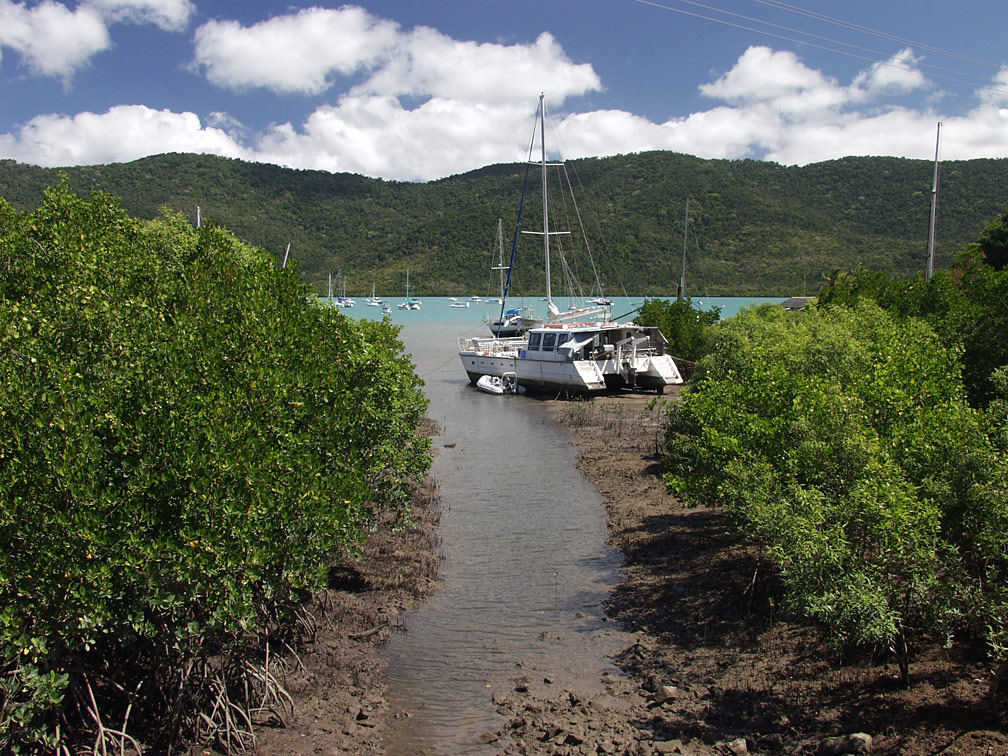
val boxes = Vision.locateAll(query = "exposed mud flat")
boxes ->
[254,392,1007,756]
[531,391,1007,756]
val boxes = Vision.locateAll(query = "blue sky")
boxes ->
[1,0,1006,181]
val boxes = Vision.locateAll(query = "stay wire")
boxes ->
[543,102,632,303]
[750,0,1005,71]
[628,0,1008,97]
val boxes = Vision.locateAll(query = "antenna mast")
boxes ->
[926,122,941,280]
[678,198,689,299]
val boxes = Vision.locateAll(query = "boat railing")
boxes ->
[459,335,526,353]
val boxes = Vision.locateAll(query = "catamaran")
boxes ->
[458,94,682,396]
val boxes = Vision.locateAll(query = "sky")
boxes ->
[1,0,1006,182]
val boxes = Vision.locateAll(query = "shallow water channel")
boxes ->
[382,319,632,754]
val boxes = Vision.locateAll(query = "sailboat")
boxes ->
[487,217,541,336]
[330,270,355,307]
[365,282,382,306]
[926,122,941,280]
[458,94,682,396]
[397,269,421,310]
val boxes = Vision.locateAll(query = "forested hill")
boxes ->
[2,151,1005,297]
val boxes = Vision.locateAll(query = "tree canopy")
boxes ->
[2,151,1005,298]
[0,182,430,752]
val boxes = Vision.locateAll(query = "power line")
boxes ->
[751,0,1004,71]
[629,0,1008,97]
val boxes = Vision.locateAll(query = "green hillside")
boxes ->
[1,151,1004,297]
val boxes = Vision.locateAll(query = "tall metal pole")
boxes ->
[926,122,941,280]
[678,197,689,300]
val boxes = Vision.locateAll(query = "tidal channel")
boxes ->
[382,319,632,755]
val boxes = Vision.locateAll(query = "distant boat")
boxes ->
[398,269,421,310]
[489,307,538,337]
[449,300,470,308]
[331,270,355,307]
[487,218,541,337]
[365,282,382,306]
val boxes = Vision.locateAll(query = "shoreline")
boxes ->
[252,468,443,756]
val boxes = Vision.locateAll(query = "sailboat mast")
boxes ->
[926,122,941,280]
[497,218,505,300]
[540,94,552,310]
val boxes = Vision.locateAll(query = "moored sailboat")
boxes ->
[458,94,682,396]
[487,217,542,337]
[398,269,421,310]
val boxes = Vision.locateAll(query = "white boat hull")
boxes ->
[461,354,678,395]
[459,325,683,396]
[475,373,523,394]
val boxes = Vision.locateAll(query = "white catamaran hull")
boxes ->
[459,331,682,396]
[462,350,606,395]
[457,95,684,397]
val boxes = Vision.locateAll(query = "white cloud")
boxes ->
[764,109,934,165]
[977,67,1008,108]
[853,47,928,96]
[0,105,246,166]
[539,105,781,163]
[254,96,534,181]
[358,29,600,105]
[700,46,849,114]
[192,6,400,94]
[0,0,192,80]
[191,7,601,107]
[0,0,110,79]
[84,0,194,32]
[697,47,1005,166]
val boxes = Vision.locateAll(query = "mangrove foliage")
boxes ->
[661,213,1008,681]
[0,183,431,753]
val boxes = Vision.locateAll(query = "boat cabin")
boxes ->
[519,324,669,362]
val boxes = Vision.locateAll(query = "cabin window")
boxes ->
[528,332,542,351]
[542,332,557,352]
[556,332,570,348]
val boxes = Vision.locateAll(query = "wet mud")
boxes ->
[254,392,1007,756]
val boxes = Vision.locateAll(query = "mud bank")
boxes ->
[252,470,442,756]
[528,391,1007,756]
[255,393,1006,756]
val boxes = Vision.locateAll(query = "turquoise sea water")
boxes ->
[331,295,786,333]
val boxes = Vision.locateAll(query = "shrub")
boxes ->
[0,183,430,751]
[634,296,720,364]
[663,301,1008,677]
